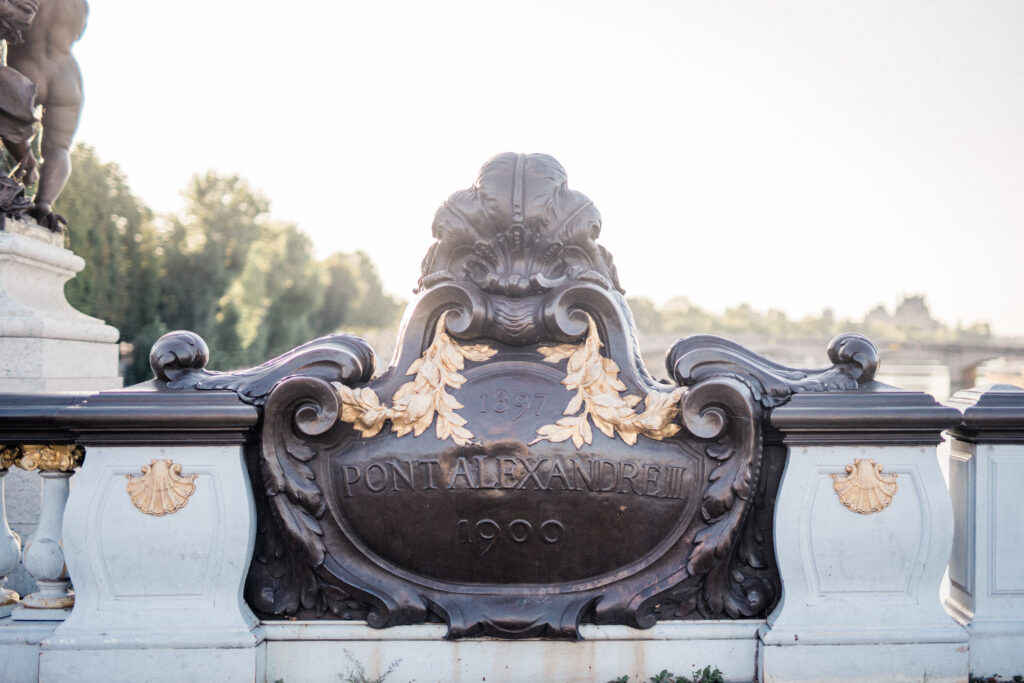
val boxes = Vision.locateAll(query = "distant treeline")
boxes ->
[54,145,404,383]
[626,294,992,342]
[35,146,994,386]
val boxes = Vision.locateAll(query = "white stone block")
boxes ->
[0,224,120,392]
[262,621,761,683]
[0,617,58,683]
[39,445,262,681]
[39,646,265,683]
[945,384,1024,677]
[760,443,968,681]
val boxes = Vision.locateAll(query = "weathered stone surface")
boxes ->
[761,391,968,682]
[944,384,1024,676]
[0,221,119,391]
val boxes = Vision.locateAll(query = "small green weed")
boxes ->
[688,666,724,683]
[339,650,401,683]
[608,666,724,683]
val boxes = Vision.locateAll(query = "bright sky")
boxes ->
[73,1,1024,335]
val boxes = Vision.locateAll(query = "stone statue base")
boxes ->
[0,217,122,603]
[0,218,121,392]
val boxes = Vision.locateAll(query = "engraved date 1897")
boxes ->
[457,518,565,557]
[479,389,547,421]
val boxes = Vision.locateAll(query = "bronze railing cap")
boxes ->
[0,388,259,447]
[770,386,962,446]
[945,383,1024,444]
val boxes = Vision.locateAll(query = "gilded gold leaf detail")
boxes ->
[15,445,84,472]
[0,445,20,470]
[531,316,684,449]
[125,459,198,516]
[336,313,497,447]
[831,458,898,514]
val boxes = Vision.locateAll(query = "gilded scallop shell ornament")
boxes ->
[125,459,198,516]
[831,458,897,514]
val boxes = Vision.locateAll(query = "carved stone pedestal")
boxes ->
[944,384,1024,677]
[0,219,120,393]
[40,439,263,682]
[759,390,969,683]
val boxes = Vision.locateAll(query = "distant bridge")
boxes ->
[636,333,1024,394]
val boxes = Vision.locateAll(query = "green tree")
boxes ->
[59,144,161,343]
[159,172,269,341]
[37,156,408,379]
[314,250,402,335]
[215,222,325,367]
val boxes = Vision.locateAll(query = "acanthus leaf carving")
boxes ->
[418,153,621,298]
[247,373,370,619]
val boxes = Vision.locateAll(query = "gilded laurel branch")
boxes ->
[336,313,497,447]
[531,316,684,449]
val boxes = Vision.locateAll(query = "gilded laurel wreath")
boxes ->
[531,316,684,449]
[336,313,497,446]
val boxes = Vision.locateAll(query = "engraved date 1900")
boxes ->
[457,518,564,557]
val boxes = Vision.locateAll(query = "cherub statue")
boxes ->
[0,0,87,230]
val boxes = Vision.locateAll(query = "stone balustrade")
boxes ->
[0,380,1019,682]
[943,383,1024,678]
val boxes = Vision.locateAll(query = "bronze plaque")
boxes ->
[331,359,702,586]
[154,153,879,638]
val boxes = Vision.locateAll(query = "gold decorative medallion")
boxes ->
[125,459,198,516]
[16,445,84,472]
[831,459,898,514]
[337,313,497,447]
[531,316,685,448]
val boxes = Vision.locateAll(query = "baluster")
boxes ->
[11,444,83,620]
[0,446,22,618]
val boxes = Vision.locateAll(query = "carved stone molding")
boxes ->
[14,444,84,472]
[125,459,198,516]
[831,459,898,514]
